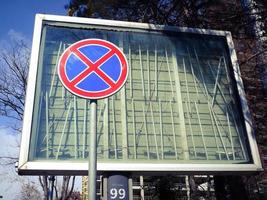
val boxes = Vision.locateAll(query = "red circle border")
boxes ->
[57,39,128,99]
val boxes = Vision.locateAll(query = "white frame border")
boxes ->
[18,14,262,175]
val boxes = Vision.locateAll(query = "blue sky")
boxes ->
[0,1,74,199]
[1,0,68,40]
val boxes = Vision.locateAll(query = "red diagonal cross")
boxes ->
[69,47,117,87]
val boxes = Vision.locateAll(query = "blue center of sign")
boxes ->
[65,44,122,92]
[79,45,109,62]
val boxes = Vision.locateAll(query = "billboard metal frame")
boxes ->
[18,14,262,175]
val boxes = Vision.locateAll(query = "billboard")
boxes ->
[18,14,262,175]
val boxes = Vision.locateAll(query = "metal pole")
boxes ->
[88,99,97,200]
[48,176,55,200]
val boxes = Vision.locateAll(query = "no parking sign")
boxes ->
[58,39,128,99]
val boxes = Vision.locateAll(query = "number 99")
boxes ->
[110,188,126,199]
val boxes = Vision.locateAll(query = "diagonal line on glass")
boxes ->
[70,47,117,88]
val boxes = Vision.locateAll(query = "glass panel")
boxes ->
[28,23,251,164]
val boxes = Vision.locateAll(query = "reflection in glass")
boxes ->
[29,25,250,164]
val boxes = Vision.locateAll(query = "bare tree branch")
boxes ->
[65,176,76,200]
[0,37,29,122]
[240,48,267,65]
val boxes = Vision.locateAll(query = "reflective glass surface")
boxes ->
[29,22,251,164]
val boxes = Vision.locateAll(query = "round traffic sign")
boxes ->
[58,39,128,99]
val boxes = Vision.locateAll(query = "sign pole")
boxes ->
[88,99,97,200]
[58,38,128,200]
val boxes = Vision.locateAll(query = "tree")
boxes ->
[0,33,29,128]
[0,33,77,200]
[65,0,218,25]
[39,176,77,200]
[18,182,42,200]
